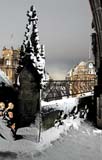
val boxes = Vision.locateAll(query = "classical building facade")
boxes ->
[0,47,20,84]
[66,61,96,95]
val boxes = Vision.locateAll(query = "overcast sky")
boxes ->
[0,0,92,79]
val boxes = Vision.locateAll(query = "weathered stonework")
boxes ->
[16,63,40,128]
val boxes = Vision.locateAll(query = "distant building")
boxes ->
[66,60,96,95]
[0,47,20,84]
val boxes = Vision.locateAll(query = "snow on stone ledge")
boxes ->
[77,91,94,98]
[41,97,79,114]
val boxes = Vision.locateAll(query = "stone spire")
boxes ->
[16,5,45,84]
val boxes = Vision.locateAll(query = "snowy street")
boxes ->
[36,122,102,160]
[0,119,102,160]
[0,95,99,160]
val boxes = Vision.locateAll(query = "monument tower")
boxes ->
[15,5,45,129]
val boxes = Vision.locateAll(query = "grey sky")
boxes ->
[0,0,92,79]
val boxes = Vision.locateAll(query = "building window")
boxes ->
[14,59,18,66]
[5,59,11,66]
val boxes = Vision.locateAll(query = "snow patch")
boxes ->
[0,117,83,153]
[39,117,83,150]
[0,69,12,86]
[93,129,102,134]
[41,97,79,114]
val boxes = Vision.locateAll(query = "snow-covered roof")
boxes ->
[66,61,86,76]
[0,69,12,86]
[66,68,73,77]
[78,61,86,66]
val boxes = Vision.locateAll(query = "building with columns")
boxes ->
[66,60,96,95]
[0,47,20,84]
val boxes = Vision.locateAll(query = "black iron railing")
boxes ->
[42,79,96,101]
